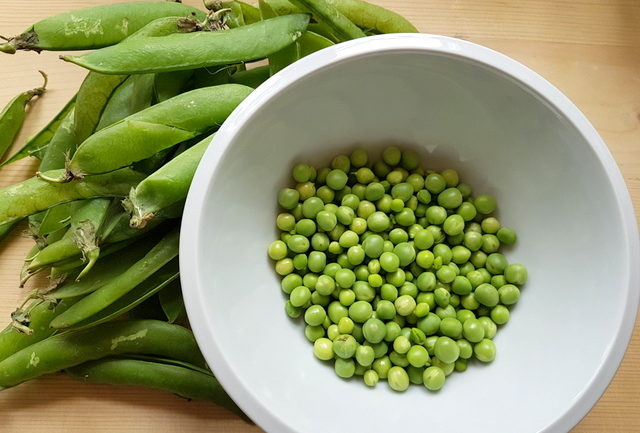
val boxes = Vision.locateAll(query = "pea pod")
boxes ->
[66,358,244,417]
[288,0,365,41]
[159,281,186,324]
[50,84,252,181]
[238,1,262,24]
[61,14,311,75]
[153,70,195,103]
[0,219,19,243]
[0,95,75,167]
[0,168,145,225]
[219,1,246,28]
[25,199,112,280]
[269,30,333,74]
[0,71,47,161]
[230,65,271,88]
[95,74,155,131]
[0,2,205,54]
[50,229,180,329]
[124,134,213,228]
[0,319,205,388]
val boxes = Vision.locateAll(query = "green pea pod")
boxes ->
[0,95,75,167]
[159,281,186,324]
[96,74,155,131]
[63,260,179,331]
[0,298,81,363]
[259,0,278,18]
[101,212,167,244]
[238,1,262,24]
[153,70,195,103]
[0,219,19,243]
[221,1,246,28]
[269,30,334,74]
[230,65,271,88]
[0,319,205,388]
[54,84,252,180]
[0,71,47,161]
[34,203,72,239]
[124,134,213,228]
[61,14,311,74]
[66,358,244,418]
[26,199,112,278]
[0,2,205,54]
[0,168,145,225]
[288,0,365,41]
[50,229,180,329]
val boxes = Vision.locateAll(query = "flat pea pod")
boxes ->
[238,1,262,24]
[26,199,112,279]
[0,168,145,225]
[287,0,365,41]
[0,71,47,161]
[0,298,80,363]
[61,14,311,75]
[101,211,168,244]
[269,31,334,74]
[62,260,179,331]
[0,95,75,167]
[66,358,244,418]
[56,85,252,180]
[153,70,195,103]
[159,281,186,324]
[124,134,214,228]
[33,203,73,238]
[230,65,271,88]
[96,74,155,131]
[0,2,205,54]
[50,229,180,329]
[0,319,205,388]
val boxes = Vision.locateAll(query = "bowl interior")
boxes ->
[183,36,636,433]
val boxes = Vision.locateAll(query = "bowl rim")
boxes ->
[180,33,640,433]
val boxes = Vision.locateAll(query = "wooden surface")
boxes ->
[1,0,639,432]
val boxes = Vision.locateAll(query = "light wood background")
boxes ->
[1,1,639,432]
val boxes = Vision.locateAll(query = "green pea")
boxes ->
[413,302,430,318]
[416,312,441,336]
[335,206,355,226]
[393,208,414,227]
[362,318,386,344]
[415,250,434,270]
[285,300,302,318]
[457,182,472,198]
[474,338,496,362]
[474,194,497,214]
[433,287,450,308]
[379,252,399,273]
[314,275,335,296]
[386,228,406,245]
[334,358,355,378]
[293,254,308,270]
[305,325,325,342]
[382,146,401,166]
[375,300,396,320]
[461,318,484,343]
[386,366,409,392]
[362,211,388,233]
[460,293,479,310]
[435,304,456,320]
[363,182,384,201]
[295,218,316,237]
[332,334,357,359]
[367,260,381,276]
[498,284,520,305]
[415,190,430,205]
[389,242,413,267]
[280,274,302,294]
[388,197,403,212]
[390,182,412,202]
[372,356,392,379]
[399,150,419,171]
[409,327,426,345]
[394,295,416,317]
[343,245,363,266]
[337,316,355,334]
[436,265,456,284]
[426,205,447,225]
[466,222,482,233]
[407,345,429,368]
[478,317,497,339]
[449,246,470,265]
[349,217,367,235]
[267,240,287,260]
[328,301,348,323]
[481,217,501,234]
[437,187,463,209]
[434,336,459,364]
[486,253,508,275]
[457,202,477,221]
[423,366,446,391]
[315,186,334,203]
[292,163,312,183]
[302,197,324,219]
[399,282,418,298]
[463,231,483,251]
[313,337,333,360]
[455,309,475,324]
[278,188,299,210]
[424,173,446,194]
[443,214,465,236]
[505,263,528,285]
[456,339,473,359]
[451,275,472,296]
[490,274,506,288]
[327,324,339,340]
[286,234,309,254]
[392,335,411,354]
[474,283,499,307]
[470,251,487,268]
[275,258,294,275]
[360,235,383,259]
[363,369,379,387]
[341,193,359,210]
[276,213,296,231]
[497,227,517,245]
[348,301,373,323]
[491,305,510,325]
[291,203,303,220]
[424,335,438,355]
[481,234,500,253]
[355,345,375,368]
[290,286,311,307]
[353,281,376,302]
[381,284,398,302]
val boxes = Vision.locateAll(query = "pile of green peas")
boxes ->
[268,146,528,392]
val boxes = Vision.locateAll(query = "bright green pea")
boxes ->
[278,187,299,210]
[417,189,431,204]
[326,169,348,191]
[315,210,336,232]
[497,227,517,245]
[353,281,376,302]
[375,194,393,213]
[399,282,418,299]
[335,268,356,289]
[302,197,324,219]
[498,284,520,305]
[474,283,499,307]
[436,265,456,284]
[362,234,384,258]
[474,338,496,362]
[481,217,501,234]
[292,163,312,182]
[393,335,411,354]
[364,182,384,201]
[470,251,487,268]
[406,345,429,368]
[281,274,302,294]
[356,200,375,219]
[366,211,389,233]
[286,235,309,254]
[457,202,477,221]
[316,186,335,204]
[423,366,445,391]
[268,240,287,260]
[341,193,359,210]
[316,275,336,296]
[464,231,483,251]
[435,304,456,320]
[345,245,365,266]
[349,300,373,323]
[379,252,400,272]
[505,263,528,285]
[407,366,425,385]
[462,318,485,342]
[390,197,404,212]
[335,206,355,226]
[478,317,497,339]
[285,301,302,318]
[293,254,307,270]
[438,187,463,209]
[313,337,333,360]
[481,234,500,253]
[372,356,392,379]
[395,208,416,226]
[356,345,375,368]
[416,250,434,270]
[276,212,296,231]
[434,336,459,364]
[443,214,465,236]
[328,301,348,323]
[350,217,367,235]
[486,253,508,274]
[333,334,357,358]
[296,182,316,200]
[295,218,316,237]
[363,369,379,387]
[400,150,419,171]
[376,300,396,320]
[337,230,358,248]
[434,287,451,308]
[490,274,507,288]
[426,205,447,225]
[392,242,416,267]
[387,268,406,288]
[275,258,294,276]
[416,312,441,336]
[310,232,329,251]
[388,228,408,244]
[474,194,497,214]
[290,285,311,307]
[414,302,430,318]
[305,325,325,342]
[460,293,479,310]
[425,173,446,194]
[455,358,468,372]
[456,339,473,360]
[387,366,410,392]
[491,305,510,325]
[391,183,413,202]
[452,276,472,295]
[353,167,373,185]
[382,146,402,166]
[337,316,355,334]
[381,284,398,301]
[349,148,368,168]
[457,183,472,198]
[363,318,386,344]
[440,169,459,187]
[456,309,475,324]
[414,229,434,250]
[450,246,470,265]
[334,358,355,378]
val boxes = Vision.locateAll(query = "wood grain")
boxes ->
[0,1,639,432]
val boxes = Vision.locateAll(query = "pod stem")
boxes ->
[122,189,154,229]
[27,70,48,99]
[1,31,41,53]
[74,220,101,281]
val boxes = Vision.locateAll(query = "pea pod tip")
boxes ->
[0,42,16,54]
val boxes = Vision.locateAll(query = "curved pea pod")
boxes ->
[62,14,311,74]
[66,358,245,418]
[230,65,271,88]
[219,1,246,28]
[55,84,252,180]
[238,1,262,24]
[288,0,365,41]
[159,281,186,324]
[153,70,195,103]
[0,2,205,54]
[269,30,334,74]
[50,229,180,329]
[0,319,205,389]
[96,74,155,131]
[124,134,213,228]
[0,71,47,161]
[0,94,75,168]
[0,168,145,225]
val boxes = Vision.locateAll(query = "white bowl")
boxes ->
[180,34,639,433]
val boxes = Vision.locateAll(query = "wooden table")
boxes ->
[1,1,639,431]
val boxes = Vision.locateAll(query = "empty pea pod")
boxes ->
[0,2,205,54]
[0,168,146,225]
[0,319,205,388]
[50,229,180,329]
[47,84,252,181]
[124,134,214,228]
[61,14,311,74]
[0,71,47,161]
[287,0,365,41]
[66,358,244,417]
